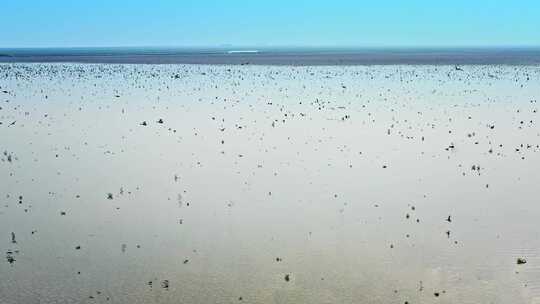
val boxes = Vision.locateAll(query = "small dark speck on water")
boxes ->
[6,251,15,265]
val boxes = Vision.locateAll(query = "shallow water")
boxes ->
[1,63,540,303]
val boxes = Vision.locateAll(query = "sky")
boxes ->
[1,0,539,48]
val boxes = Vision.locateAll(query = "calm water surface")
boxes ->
[1,63,540,303]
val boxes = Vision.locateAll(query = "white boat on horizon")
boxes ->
[227,50,259,54]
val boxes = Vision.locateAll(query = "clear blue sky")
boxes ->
[1,0,539,48]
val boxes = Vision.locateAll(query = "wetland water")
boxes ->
[1,62,540,303]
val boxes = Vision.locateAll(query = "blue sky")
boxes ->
[1,0,539,48]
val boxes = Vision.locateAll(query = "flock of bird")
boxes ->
[1,63,539,303]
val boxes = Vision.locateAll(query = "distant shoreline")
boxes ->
[0,47,539,65]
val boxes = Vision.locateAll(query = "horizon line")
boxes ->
[1,44,540,50]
